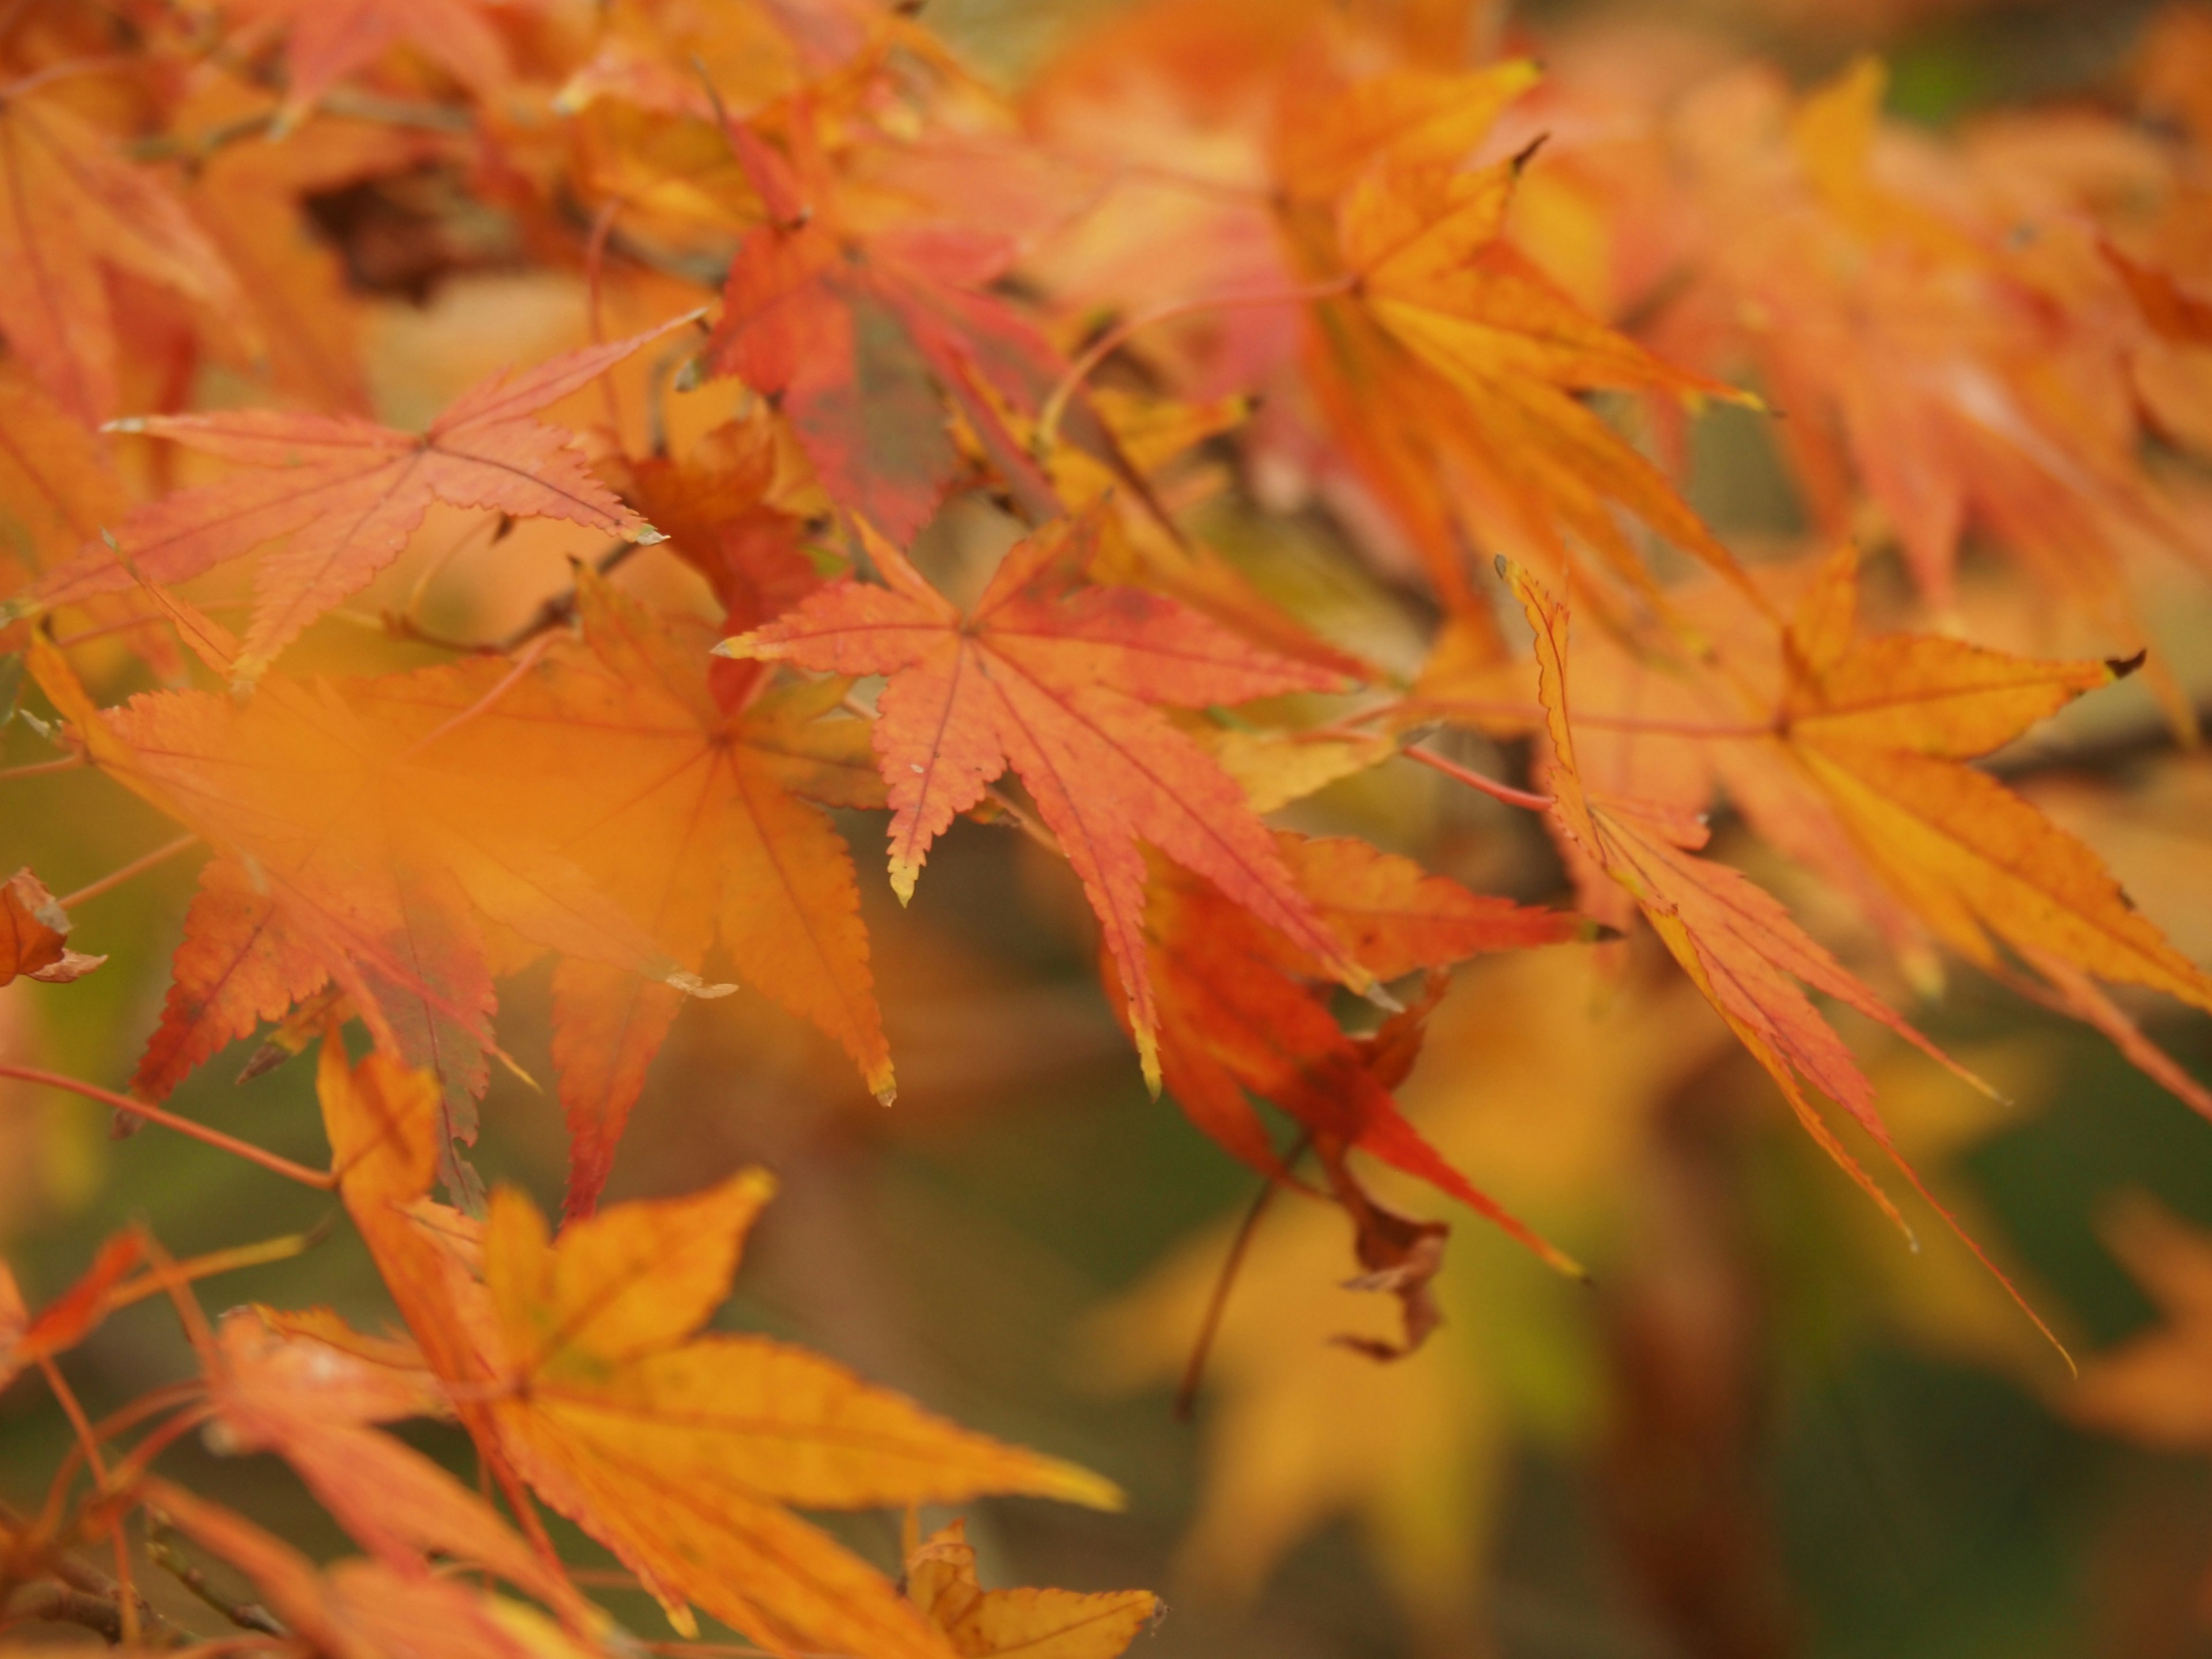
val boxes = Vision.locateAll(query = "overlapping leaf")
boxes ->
[315,1039,1122,1659]
[19,320,689,684]
[729,514,1377,1083]
[1503,558,2057,1345]
[703,113,1082,541]
[1132,832,1588,1285]
[221,0,520,123]
[357,562,890,1213]
[0,88,245,426]
[906,1521,1158,1659]
[26,621,713,1199]
[1286,63,1753,606]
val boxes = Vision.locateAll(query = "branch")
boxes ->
[498,541,644,653]
[0,1499,186,1649]
[5,1579,128,1642]
[147,1513,286,1639]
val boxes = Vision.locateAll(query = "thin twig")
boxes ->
[0,754,84,781]
[1176,1134,1310,1421]
[147,1511,286,1638]
[3,1579,128,1642]
[0,1066,334,1190]
[497,541,642,653]
[396,634,556,761]
[1401,743,1555,812]
[1036,274,1358,450]
[58,834,200,911]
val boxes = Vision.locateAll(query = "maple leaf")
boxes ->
[906,1520,1159,1659]
[2071,1198,2212,1451]
[146,1480,563,1659]
[0,86,246,426]
[316,1038,1124,1659]
[1657,58,2204,621]
[1133,833,1588,1282]
[355,565,892,1214]
[0,362,183,676]
[702,112,1081,541]
[1501,558,2062,1348]
[219,0,522,125]
[1772,543,2212,1029]
[17,317,693,685]
[26,624,718,1199]
[0,867,103,986]
[201,1307,589,1626]
[728,513,1380,1084]
[1273,62,1750,608]
[0,1231,141,1391]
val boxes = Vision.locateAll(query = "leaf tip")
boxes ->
[888,855,920,906]
[1137,1029,1164,1099]
[668,970,738,999]
[101,417,149,435]
[632,524,669,546]
[2107,649,2149,680]
[710,633,756,659]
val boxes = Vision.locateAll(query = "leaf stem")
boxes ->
[0,1066,335,1190]
[0,755,84,781]
[1400,744,1555,811]
[1176,1133,1310,1421]
[56,833,200,910]
[1036,274,1358,450]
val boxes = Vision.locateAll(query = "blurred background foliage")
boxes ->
[7,1,2212,1656]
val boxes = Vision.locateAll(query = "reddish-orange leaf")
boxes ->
[147,1480,547,1659]
[0,1230,142,1391]
[28,627,715,1196]
[0,866,104,986]
[19,317,692,684]
[1503,558,2064,1355]
[355,566,891,1214]
[0,90,245,426]
[704,115,1081,541]
[219,0,520,123]
[728,514,1376,1085]
[203,1306,588,1624]
[1132,834,1586,1277]
[131,856,328,1104]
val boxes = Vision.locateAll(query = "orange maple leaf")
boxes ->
[219,0,523,124]
[906,1520,1159,1659]
[17,318,692,685]
[1774,543,2212,1024]
[0,1231,142,1392]
[147,1479,558,1659]
[727,514,1378,1085]
[1502,558,2062,1352]
[1277,62,1750,608]
[0,866,103,986]
[359,565,892,1213]
[0,86,245,426]
[26,622,719,1201]
[315,1039,1122,1659]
